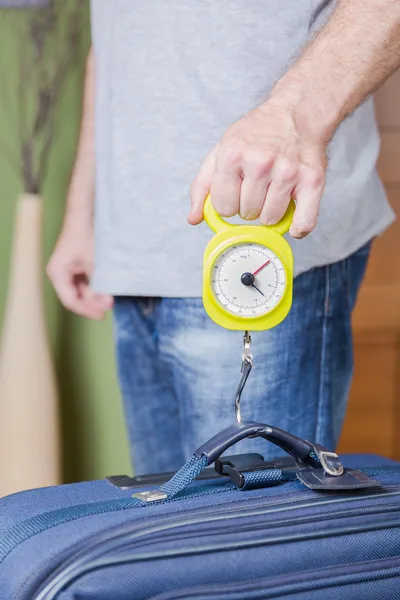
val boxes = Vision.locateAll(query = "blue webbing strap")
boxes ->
[133,454,210,504]
[240,468,284,490]
[158,455,209,498]
[239,449,325,490]
[134,448,324,503]
[135,456,295,503]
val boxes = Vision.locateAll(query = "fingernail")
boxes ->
[289,226,308,239]
[260,218,278,226]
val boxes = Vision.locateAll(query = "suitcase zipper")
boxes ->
[0,472,386,568]
[31,493,400,599]
[148,556,400,599]
[4,465,400,571]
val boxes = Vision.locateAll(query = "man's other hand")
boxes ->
[47,222,113,320]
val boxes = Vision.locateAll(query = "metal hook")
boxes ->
[234,331,253,423]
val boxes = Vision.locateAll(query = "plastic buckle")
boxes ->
[214,453,298,489]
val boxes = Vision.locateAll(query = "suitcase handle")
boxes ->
[132,421,346,503]
[194,421,314,465]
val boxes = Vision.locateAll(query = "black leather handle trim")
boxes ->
[194,421,314,465]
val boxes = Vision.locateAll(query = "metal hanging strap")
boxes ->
[234,331,253,424]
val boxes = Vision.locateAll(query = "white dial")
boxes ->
[211,243,286,317]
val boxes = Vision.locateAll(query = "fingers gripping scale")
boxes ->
[202,195,295,331]
[202,195,295,422]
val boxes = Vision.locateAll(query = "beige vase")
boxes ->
[0,194,60,497]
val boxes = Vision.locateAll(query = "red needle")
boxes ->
[252,260,271,277]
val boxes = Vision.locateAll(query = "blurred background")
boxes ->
[0,0,130,493]
[338,73,400,461]
[0,1,398,495]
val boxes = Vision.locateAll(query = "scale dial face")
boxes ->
[210,243,286,318]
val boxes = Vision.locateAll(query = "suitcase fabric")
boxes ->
[0,421,400,600]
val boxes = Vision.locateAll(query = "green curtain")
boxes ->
[0,4,131,483]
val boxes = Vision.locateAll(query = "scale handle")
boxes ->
[203,194,295,235]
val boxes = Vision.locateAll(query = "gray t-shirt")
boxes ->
[90,0,395,297]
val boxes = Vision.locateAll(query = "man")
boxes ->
[48,1,399,474]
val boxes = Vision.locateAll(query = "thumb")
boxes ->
[81,286,114,317]
[188,147,217,225]
[91,292,114,311]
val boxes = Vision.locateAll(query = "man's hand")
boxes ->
[47,222,113,320]
[47,48,112,319]
[189,102,326,239]
[189,0,400,235]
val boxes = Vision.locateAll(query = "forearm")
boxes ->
[64,47,95,228]
[269,0,400,143]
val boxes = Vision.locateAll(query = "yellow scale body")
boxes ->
[202,195,295,332]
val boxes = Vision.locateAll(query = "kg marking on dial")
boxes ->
[211,244,286,317]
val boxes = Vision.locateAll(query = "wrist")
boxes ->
[63,206,93,233]
[267,75,341,146]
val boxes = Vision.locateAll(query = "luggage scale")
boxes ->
[202,194,296,423]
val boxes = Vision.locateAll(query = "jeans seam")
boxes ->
[315,264,330,443]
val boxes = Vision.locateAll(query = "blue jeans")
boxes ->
[114,244,371,475]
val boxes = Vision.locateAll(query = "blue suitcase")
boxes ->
[1,421,400,599]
